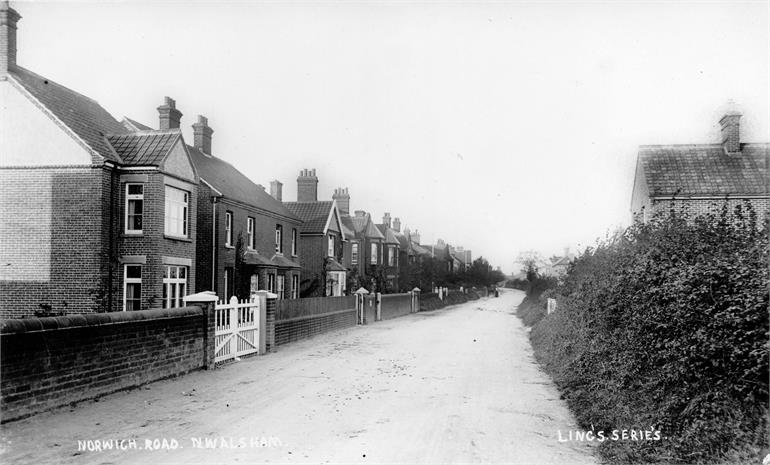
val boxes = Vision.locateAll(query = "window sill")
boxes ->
[225,245,235,249]
[122,232,144,238]
[164,234,192,243]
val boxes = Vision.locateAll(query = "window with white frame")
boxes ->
[164,186,188,237]
[277,275,285,300]
[292,274,299,299]
[162,265,187,308]
[395,247,399,267]
[247,217,255,249]
[225,211,233,247]
[275,224,283,253]
[388,246,396,266]
[123,264,142,311]
[267,273,276,293]
[291,228,298,256]
[125,184,144,234]
[351,242,359,265]
[371,243,377,265]
[327,234,335,257]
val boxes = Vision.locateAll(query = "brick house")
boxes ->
[284,169,348,297]
[375,213,402,292]
[630,110,769,222]
[331,187,387,292]
[0,5,198,317]
[123,103,304,301]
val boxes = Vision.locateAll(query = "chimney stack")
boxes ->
[354,210,366,218]
[412,229,421,245]
[297,168,318,202]
[157,96,182,130]
[719,110,742,154]
[270,180,283,202]
[393,217,401,232]
[382,212,391,228]
[333,187,350,215]
[0,2,21,75]
[192,115,213,154]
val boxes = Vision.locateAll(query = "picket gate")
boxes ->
[214,296,261,364]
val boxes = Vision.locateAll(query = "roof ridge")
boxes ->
[109,129,181,138]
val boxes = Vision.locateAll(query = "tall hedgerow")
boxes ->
[529,203,769,464]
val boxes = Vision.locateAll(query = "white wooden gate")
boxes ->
[214,296,261,364]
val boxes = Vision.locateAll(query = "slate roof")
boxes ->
[243,250,273,266]
[122,117,153,132]
[284,201,334,234]
[326,258,347,272]
[638,144,770,197]
[10,66,128,163]
[107,131,180,166]
[411,242,432,256]
[187,146,300,222]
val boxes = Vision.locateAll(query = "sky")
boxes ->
[11,0,770,274]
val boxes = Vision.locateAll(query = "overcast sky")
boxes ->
[13,1,769,273]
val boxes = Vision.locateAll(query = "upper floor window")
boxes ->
[164,186,188,237]
[327,234,335,257]
[351,242,359,265]
[275,224,283,253]
[125,184,143,234]
[247,217,255,249]
[123,264,142,311]
[292,228,298,256]
[371,243,378,265]
[225,211,233,247]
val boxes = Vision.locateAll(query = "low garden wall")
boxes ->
[380,293,412,320]
[0,306,213,422]
[274,295,357,346]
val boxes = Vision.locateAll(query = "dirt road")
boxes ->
[0,289,595,465]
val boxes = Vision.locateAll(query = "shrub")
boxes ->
[525,204,769,464]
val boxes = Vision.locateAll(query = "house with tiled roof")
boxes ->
[0,4,199,316]
[631,109,770,223]
[331,186,389,292]
[284,170,348,297]
[375,213,402,292]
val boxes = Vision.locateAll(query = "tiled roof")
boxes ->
[122,117,153,132]
[639,144,770,197]
[10,66,128,163]
[326,258,347,272]
[375,225,400,245]
[394,232,411,252]
[243,250,273,266]
[271,254,301,269]
[345,213,385,240]
[187,146,300,222]
[364,218,385,240]
[284,201,334,234]
[107,131,180,166]
[411,242,432,256]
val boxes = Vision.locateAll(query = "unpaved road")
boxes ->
[0,289,595,465]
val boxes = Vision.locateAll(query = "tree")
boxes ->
[516,250,543,281]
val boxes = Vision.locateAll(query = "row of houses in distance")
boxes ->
[0,3,473,318]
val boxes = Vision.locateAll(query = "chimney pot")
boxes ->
[1,2,22,75]
[382,212,391,228]
[393,217,401,232]
[332,186,350,215]
[354,210,366,217]
[192,115,214,154]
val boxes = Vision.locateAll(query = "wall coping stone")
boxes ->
[1,307,203,335]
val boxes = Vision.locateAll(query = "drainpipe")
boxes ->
[107,166,116,313]
[211,197,217,291]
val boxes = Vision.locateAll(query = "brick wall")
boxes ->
[0,167,111,318]
[0,306,213,422]
[650,198,770,221]
[274,308,357,346]
[380,293,412,320]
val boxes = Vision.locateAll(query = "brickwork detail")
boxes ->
[274,308,357,346]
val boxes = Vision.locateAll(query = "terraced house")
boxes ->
[0,4,198,317]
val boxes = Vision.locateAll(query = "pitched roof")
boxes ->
[638,144,770,197]
[271,254,301,269]
[187,146,300,222]
[375,224,400,245]
[345,213,385,240]
[243,250,273,266]
[340,216,356,238]
[122,117,153,132]
[9,66,127,163]
[107,131,180,166]
[284,201,334,234]
[326,258,347,272]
